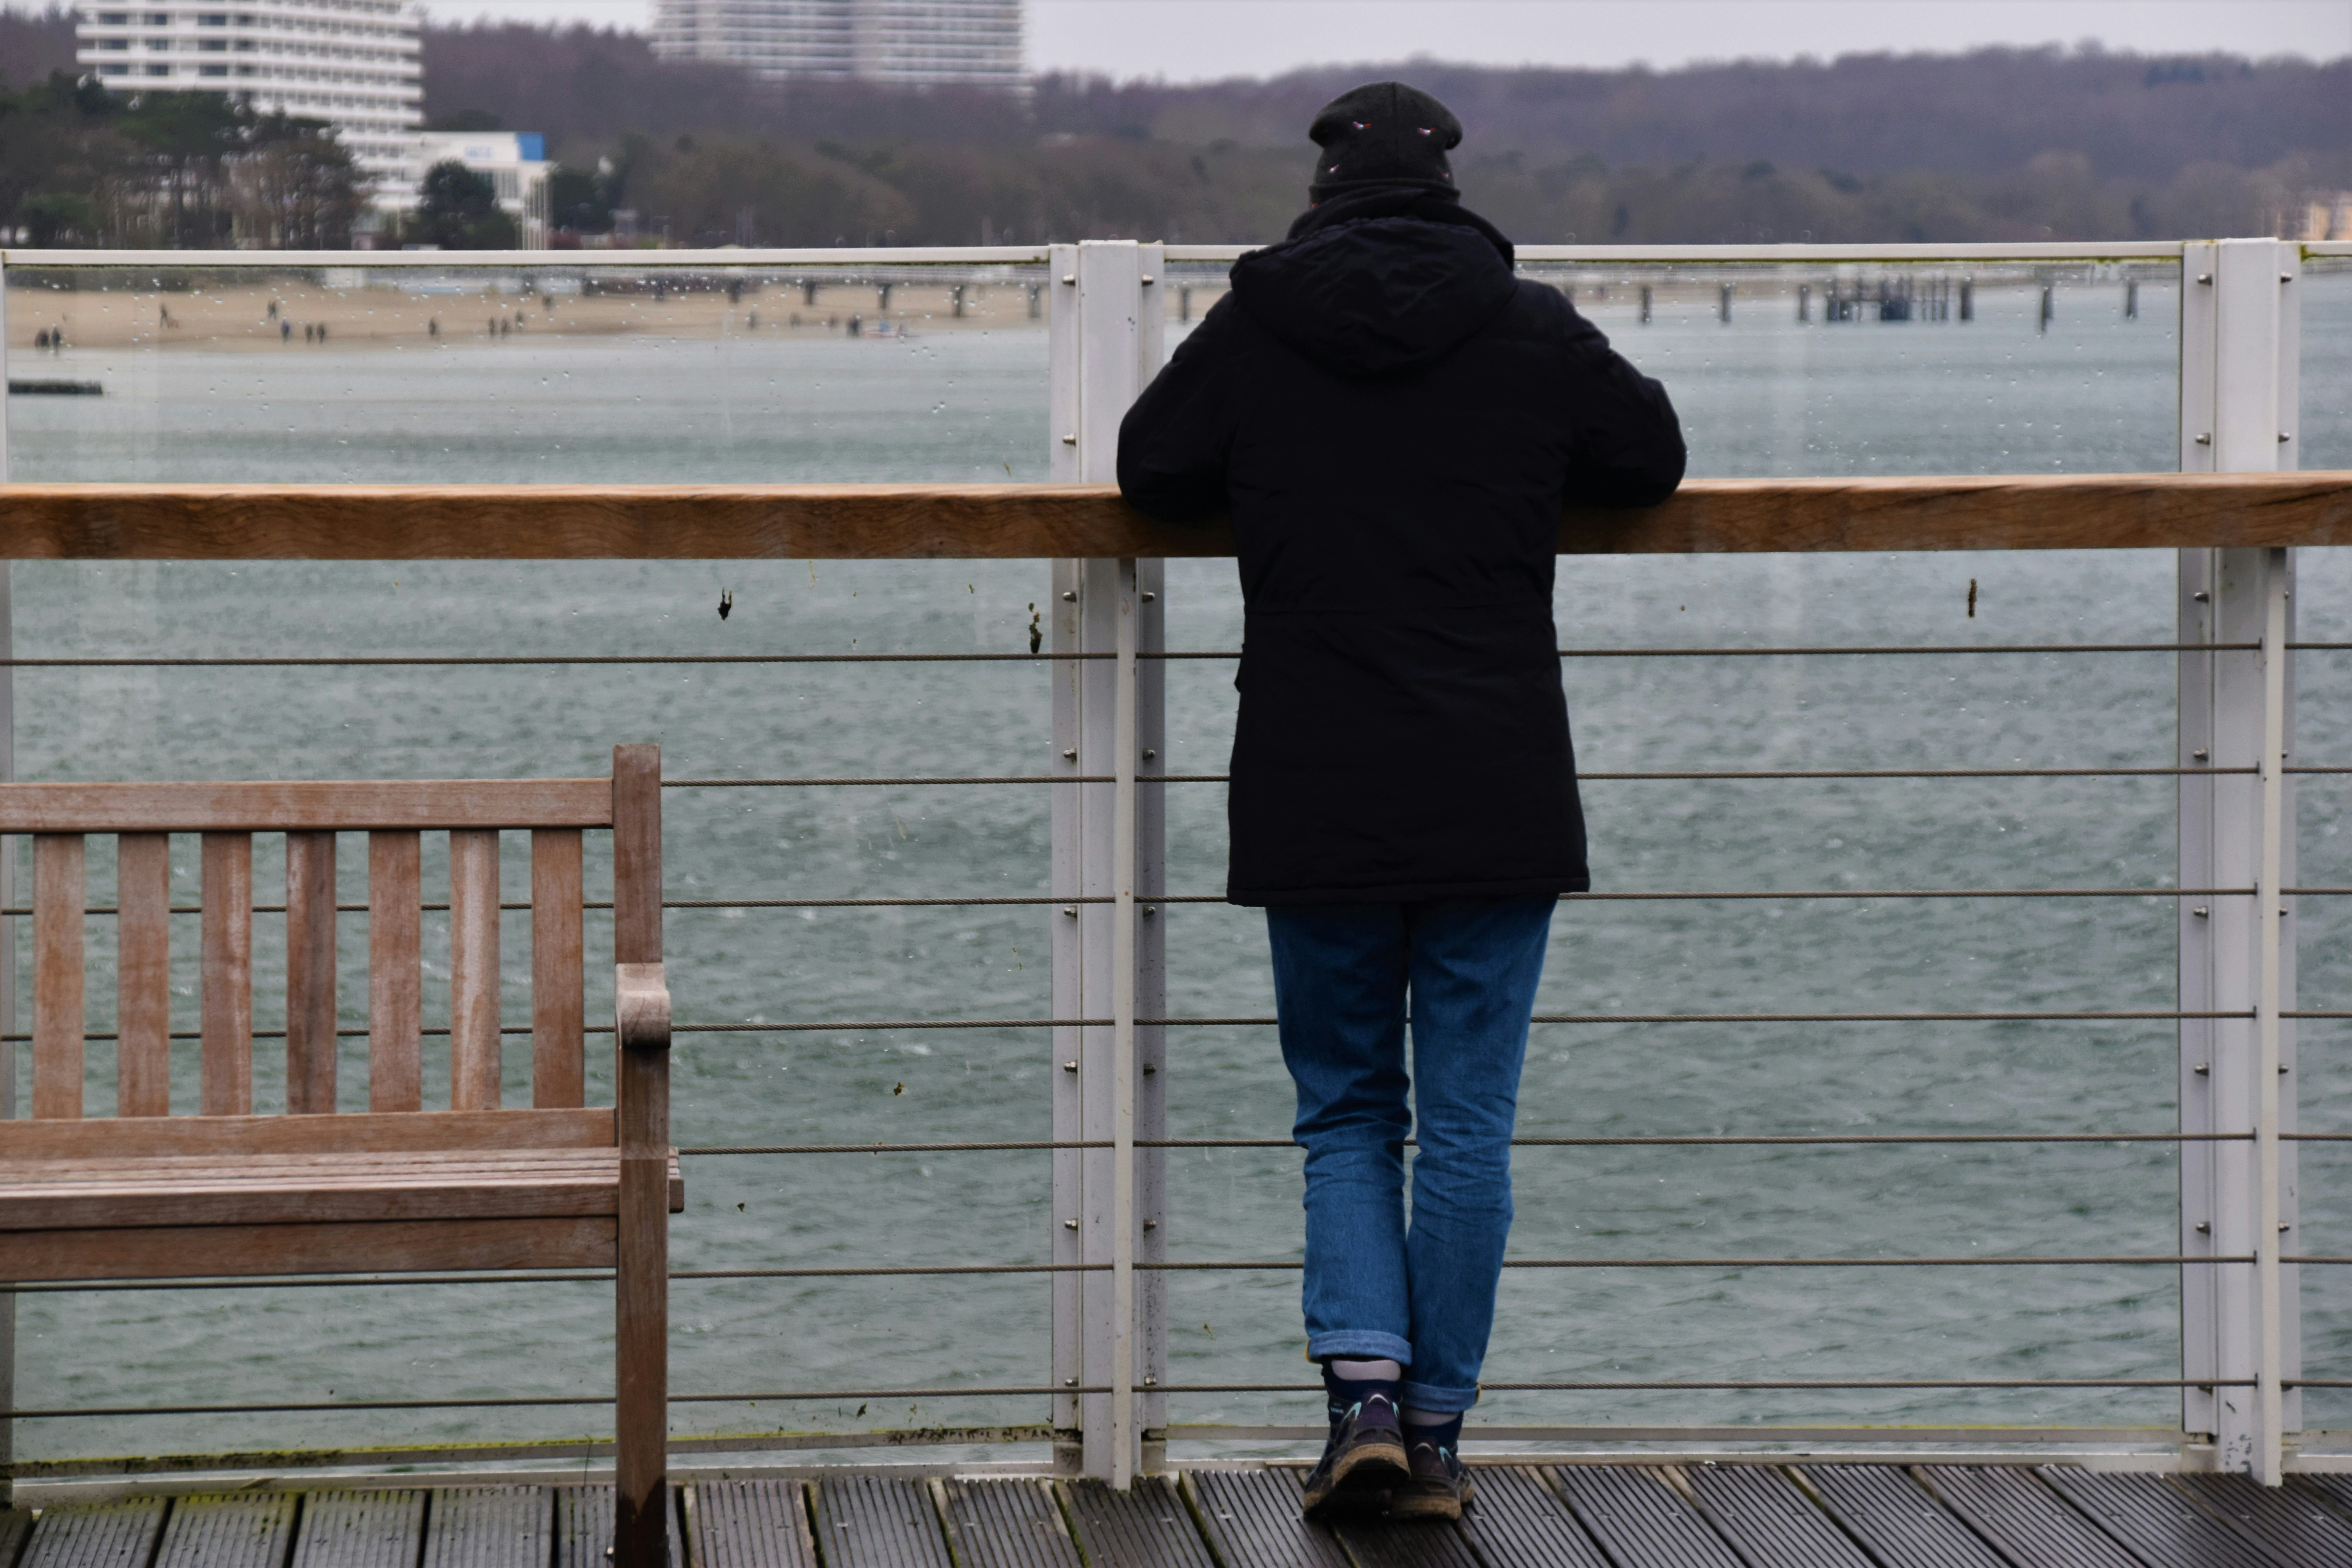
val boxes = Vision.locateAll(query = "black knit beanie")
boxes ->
[1307,81,1463,201]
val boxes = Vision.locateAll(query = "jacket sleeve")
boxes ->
[1116,297,1243,523]
[1556,303,1687,509]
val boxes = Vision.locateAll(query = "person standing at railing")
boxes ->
[1118,80,1685,1524]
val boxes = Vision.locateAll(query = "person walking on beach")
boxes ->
[1117,82,1685,1523]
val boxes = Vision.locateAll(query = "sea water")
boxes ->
[4,261,2350,1464]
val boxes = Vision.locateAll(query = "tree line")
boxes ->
[0,70,361,246]
[1,5,2344,249]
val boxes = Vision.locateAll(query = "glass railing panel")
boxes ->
[4,259,1051,482]
[2300,253,2352,471]
[20,246,2339,1464]
[4,554,1063,1465]
[1161,543,2193,1436]
[1162,256,2183,478]
[1156,252,2198,1440]
[4,251,1060,1466]
[2270,247,2348,1431]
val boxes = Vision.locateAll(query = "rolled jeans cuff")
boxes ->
[1398,1379,1479,1415]
[1305,1331,1413,1367]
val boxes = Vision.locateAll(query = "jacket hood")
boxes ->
[1229,186,1517,377]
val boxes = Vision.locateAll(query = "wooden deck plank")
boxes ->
[1180,1470,1348,1568]
[2176,1475,2352,1567]
[1799,1465,2009,1568]
[1544,1467,1744,1568]
[690,1481,814,1568]
[1059,1479,1215,1568]
[289,1492,426,1568]
[1327,1513,1479,1568]
[1455,1466,1612,1568]
[17,1499,165,1568]
[937,1479,1081,1568]
[1,1509,34,1568]
[151,1494,298,1568]
[1683,1465,1872,1568]
[425,1490,551,1568]
[2290,1474,2352,1523]
[812,1476,951,1568]
[555,1485,685,1568]
[2035,1469,2281,1568]
[1913,1465,2143,1568]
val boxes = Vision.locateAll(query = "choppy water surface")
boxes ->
[6,263,2351,1464]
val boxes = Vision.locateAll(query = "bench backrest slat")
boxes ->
[4,768,639,1127]
[201,831,255,1115]
[285,830,339,1115]
[368,830,425,1112]
[532,828,586,1109]
[116,832,172,1116]
[34,834,85,1118]
[449,828,502,1112]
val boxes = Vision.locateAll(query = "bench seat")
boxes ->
[0,1148,686,1231]
[0,1143,682,1281]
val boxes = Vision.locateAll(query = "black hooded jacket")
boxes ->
[1118,188,1686,905]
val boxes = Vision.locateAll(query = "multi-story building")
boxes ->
[396,130,552,249]
[651,0,1024,90]
[75,0,423,194]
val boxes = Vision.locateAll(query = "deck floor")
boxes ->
[8,1465,2352,1568]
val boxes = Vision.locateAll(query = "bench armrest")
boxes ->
[616,962,671,1053]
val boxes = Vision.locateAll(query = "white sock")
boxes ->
[1328,1357,1402,1381]
[1403,1409,1455,1427]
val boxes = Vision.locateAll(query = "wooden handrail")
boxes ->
[0,473,2345,559]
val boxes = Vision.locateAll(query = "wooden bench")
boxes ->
[0,744,678,1567]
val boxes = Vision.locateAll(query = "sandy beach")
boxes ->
[6,276,1234,354]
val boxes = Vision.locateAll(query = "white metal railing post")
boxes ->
[0,250,15,1506]
[0,251,14,1505]
[2178,237,2300,1482]
[1048,239,1166,1485]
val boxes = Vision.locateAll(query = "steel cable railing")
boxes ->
[45,640,2352,667]
[14,642,2352,1464]
[36,638,2352,666]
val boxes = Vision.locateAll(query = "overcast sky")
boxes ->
[419,0,2352,80]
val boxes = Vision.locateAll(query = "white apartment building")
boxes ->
[397,130,552,249]
[652,0,1023,90]
[76,0,423,192]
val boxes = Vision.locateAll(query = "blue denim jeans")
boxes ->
[1266,895,1554,1414]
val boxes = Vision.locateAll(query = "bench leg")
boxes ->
[615,1060,669,1568]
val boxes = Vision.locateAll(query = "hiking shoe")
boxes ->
[1386,1439,1473,1522]
[1300,1393,1409,1517]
